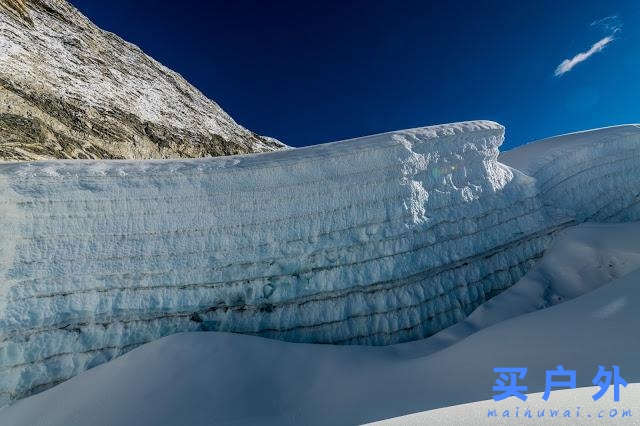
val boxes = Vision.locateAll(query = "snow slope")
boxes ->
[3,233,640,425]
[371,385,640,425]
[400,221,640,357]
[1,121,640,405]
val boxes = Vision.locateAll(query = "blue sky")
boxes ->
[70,0,639,150]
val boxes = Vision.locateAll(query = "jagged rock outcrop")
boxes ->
[0,0,285,161]
[2,120,639,405]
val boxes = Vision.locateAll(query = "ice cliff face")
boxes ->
[500,125,640,224]
[0,0,285,161]
[1,121,640,405]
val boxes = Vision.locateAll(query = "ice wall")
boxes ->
[500,125,640,223]
[1,121,639,405]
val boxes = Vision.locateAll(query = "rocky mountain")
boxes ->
[0,0,285,161]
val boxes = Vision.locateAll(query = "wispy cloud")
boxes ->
[554,36,614,76]
[591,15,622,34]
[554,15,621,77]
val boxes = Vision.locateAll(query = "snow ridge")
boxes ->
[1,121,640,405]
[501,125,640,223]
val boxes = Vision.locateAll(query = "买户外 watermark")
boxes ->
[486,365,632,421]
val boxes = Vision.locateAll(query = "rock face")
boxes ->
[2,120,640,405]
[0,0,285,161]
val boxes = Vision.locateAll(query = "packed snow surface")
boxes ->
[3,223,640,425]
[370,384,640,425]
[1,120,640,405]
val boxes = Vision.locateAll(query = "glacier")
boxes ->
[1,120,640,405]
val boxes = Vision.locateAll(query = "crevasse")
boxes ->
[1,121,639,405]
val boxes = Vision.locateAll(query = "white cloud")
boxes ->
[591,15,622,34]
[554,35,614,76]
[554,15,622,77]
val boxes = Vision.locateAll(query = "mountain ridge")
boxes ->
[0,0,286,162]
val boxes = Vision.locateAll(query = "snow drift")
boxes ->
[1,121,640,405]
[372,384,640,425]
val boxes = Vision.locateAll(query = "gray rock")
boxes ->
[0,0,286,162]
